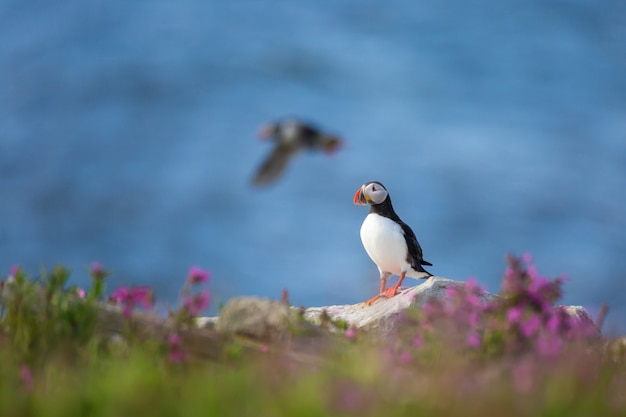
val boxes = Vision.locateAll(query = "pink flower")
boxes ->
[465,278,479,291]
[259,344,269,353]
[169,332,181,347]
[422,301,435,316]
[466,331,481,348]
[344,327,357,341]
[90,261,108,281]
[507,306,523,324]
[187,266,210,285]
[536,334,562,357]
[399,351,412,365]
[77,288,86,299]
[527,277,560,313]
[466,293,482,308]
[183,290,210,316]
[527,265,539,280]
[522,252,533,265]
[504,266,515,279]
[412,335,423,349]
[546,313,561,334]
[9,265,20,277]
[91,261,103,275]
[168,333,185,363]
[131,286,154,310]
[445,286,457,298]
[110,286,154,317]
[528,276,549,294]
[20,365,34,391]
[467,311,481,327]
[110,287,129,304]
[520,315,541,338]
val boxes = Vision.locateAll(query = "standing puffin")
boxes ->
[354,181,433,305]
[252,119,342,186]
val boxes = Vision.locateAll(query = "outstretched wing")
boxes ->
[252,145,296,186]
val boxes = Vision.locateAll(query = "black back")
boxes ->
[296,123,323,148]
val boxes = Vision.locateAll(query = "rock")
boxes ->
[303,276,491,333]
[195,316,218,330]
[216,297,296,342]
[207,277,600,338]
[559,305,596,328]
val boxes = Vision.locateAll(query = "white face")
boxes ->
[363,182,388,204]
[279,120,300,145]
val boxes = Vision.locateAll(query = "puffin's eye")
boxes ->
[372,186,377,191]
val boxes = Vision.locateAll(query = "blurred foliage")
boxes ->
[0,259,624,417]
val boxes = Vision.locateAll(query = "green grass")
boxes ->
[1,342,624,417]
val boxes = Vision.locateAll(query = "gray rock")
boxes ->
[216,297,295,341]
[303,276,488,333]
[303,277,600,337]
[202,277,465,335]
[207,277,600,338]
[559,305,596,327]
[195,316,218,330]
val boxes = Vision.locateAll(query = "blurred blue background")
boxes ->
[1,1,625,333]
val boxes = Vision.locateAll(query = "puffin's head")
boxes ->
[257,122,279,141]
[258,120,303,145]
[353,181,388,206]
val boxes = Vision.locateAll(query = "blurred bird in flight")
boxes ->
[252,119,342,186]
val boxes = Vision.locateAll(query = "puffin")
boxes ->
[252,119,342,186]
[353,181,433,305]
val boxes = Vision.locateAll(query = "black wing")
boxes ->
[398,220,433,271]
[252,145,296,186]
[298,124,324,149]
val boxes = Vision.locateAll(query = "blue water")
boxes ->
[1,1,625,333]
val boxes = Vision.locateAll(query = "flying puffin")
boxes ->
[252,119,342,186]
[353,181,433,305]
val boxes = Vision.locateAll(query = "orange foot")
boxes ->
[382,285,400,298]
[364,288,399,305]
[364,294,382,305]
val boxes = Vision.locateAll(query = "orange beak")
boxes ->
[256,124,275,141]
[353,188,367,205]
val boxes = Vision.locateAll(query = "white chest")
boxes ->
[359,213,409,274]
